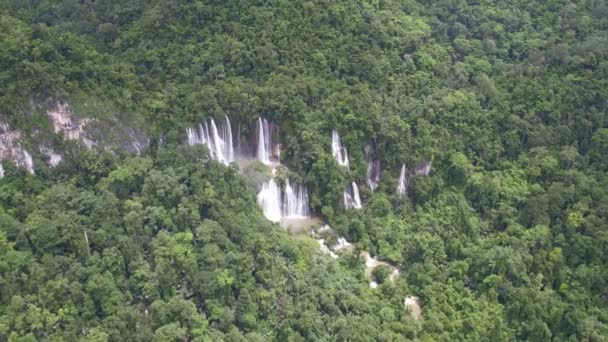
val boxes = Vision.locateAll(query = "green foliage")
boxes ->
[372,265,392,285]
[1,0,608,340]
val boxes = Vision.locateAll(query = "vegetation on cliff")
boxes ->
[1,0,608,340]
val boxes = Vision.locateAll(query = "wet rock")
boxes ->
[39,145,62,167]
[0,122,34,174]
[404,296,422,320]
[46,102,95,148]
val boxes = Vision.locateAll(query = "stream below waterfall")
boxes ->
[310,226,422,319]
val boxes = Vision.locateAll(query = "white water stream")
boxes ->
[186,116,235,165]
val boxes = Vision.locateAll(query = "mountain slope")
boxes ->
[1,1,608,340]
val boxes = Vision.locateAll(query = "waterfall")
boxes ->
[208,119,225,161]
[331,130,349,168]
[257,118,270,164]
[236,122,242,156]
[343,191,350,209]
[258,178,311,221]
[257,179,282,222]
[0,164,3,178]
[344,181,362,209]
[334,237,353,251]
[126,128,149,156]
[186,117,235,165]
[252,119,310,221]
[84,231,90,255]
[39,145,62,167]
[186,125,204,145]
[22,151,34,174]
[49,153,62,167]
[365,145,380,191]
[415,161,432,176]
[223,116,234,162]
[283,179,310,218]
[397,163,408,196]
[256,118,279,164]
[318,239,339,259]
[351,182,362,209]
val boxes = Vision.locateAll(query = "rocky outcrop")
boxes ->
[415,160,432,176]
[39,145,62,167]
[404,296,422,320]
[46,102,95,148]
[317,239,339,259]
[0,101,151,175]
[310,225,353,256]
[0,122,34,174]
[124,128,149,155]
[46,102,149,155]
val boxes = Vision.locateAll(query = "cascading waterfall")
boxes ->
[125,128,149,156]
[208,119,225,161]
[0,164,3,178]
[186,126,202,145]
[21,151,34,174]
[331,130,362,209]
[365,145,380,191]
[257,118,269,163]
[257,179,282,222]
[257,118,268,163]
[397,163,408,196]
[258,178,311,221]
[256,118,279,164]
[415,161,432,176]
[223,116,234,162]
[343,190,350,209]
[334,237,353,251]
[351,182,362,209]
[252,119,311,222]
[186,116,235,165]
[318,239,339,258]
[344,181,362,209]
[283,179,311,218]
[331,130,349,167]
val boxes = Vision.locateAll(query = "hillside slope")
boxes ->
[1,1,608,340]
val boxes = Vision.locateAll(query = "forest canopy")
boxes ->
[1,0,608,341]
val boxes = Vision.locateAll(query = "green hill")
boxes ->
[0,1,607,340]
